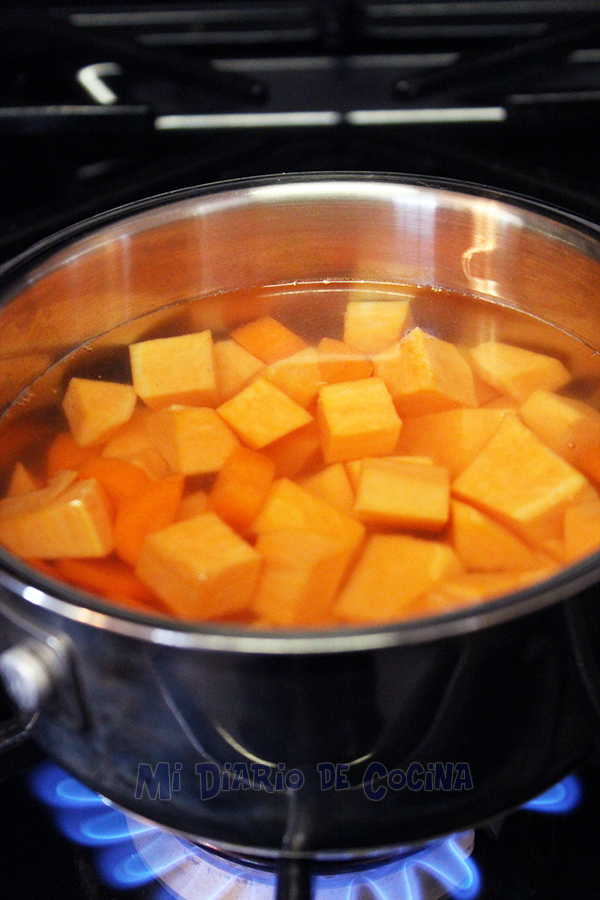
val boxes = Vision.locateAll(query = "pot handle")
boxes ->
[0,707,38,753]
[0,638,59,752]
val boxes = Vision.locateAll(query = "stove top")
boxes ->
[0,747,598,900]
[3,0,600,266]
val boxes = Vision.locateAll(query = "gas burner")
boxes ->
[28,762,582,900]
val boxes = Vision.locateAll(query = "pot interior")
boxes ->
[2,174,600,634]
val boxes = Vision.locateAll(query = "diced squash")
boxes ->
[299,463,355,515]
[102,407,170,480]
[343,299,414,354]
[452,415,595,548]
[373,327,478,416]
[345,456,433,491]
[7,462,39,496]
[46,432,100,477]
[0,476,114,559]
[111,446,170,482]
[102,407,154,456]
[77,457,151,507]
[317,338,373,384]
[143,406,239,475]
[481,396,518,410]
[420,569,554,610]
[176,490,209,521]
[450,499,550,571]
[316,377,401,463]
[458,347,501,405]
[129,330,218,410]
[252,530,354,626]
[263,420,322,477]
[354,458,450,531]
[334,534,463,623]
[231,316,307,364]
[395,407,513,478]
[564,499,600,561]
[5,275,600,629]
[468,341,571,404]
[136,511,263,620]
[252,477,365,552]
[262,346,324,407]
[213,338,265,402]
[62,377,137,447]
[114,474,185,566]
[570,447,600,489]
[473,378,503,405]
[217,378,313,450]
[208,446,276,530]
[0,469,77,522]
[519,390,600,478]
[54,557,166,612]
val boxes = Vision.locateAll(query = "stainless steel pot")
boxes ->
[1,173,600,861]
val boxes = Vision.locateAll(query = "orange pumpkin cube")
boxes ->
[343,298,414,354]
[422,569,554,609]
[317,337,373,385]
[176,490,210,521]
[143,405,239,475]
[252,477,365,552]
[316,377,401,464]
[450,499,548,571]
[563,499,600,561]
[231,315,308,364]
[0,476,114,559]
[114,474,185,566]
[396,407,512,478]
[354,458,450,531]
[262,347,324,408]
[217,378,313,450]
[452,415,595,548]
[252,530,354,626]
[373,327,478,417]
[136,511,263,620]
[468,341,571,404]
[102,408,170,481]
[209,446,276,530]
[62,377,137,447]
[519,389,600,478]
[7,462,39,496]
[213,338,265,402]
[334,534,463,623]
[130,330,219,411]
[299,462,355,515]
[345,455,434,491]
[263,421,322,478]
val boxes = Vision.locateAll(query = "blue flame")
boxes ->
[29,762,105,809]
[346,837,480,900]
[522,773,581,814]
[415,836,481,900]
[96,833,197,889]
[28,762,583,900]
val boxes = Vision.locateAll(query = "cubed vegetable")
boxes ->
[62,377,137,447]
[136,511,263,619]
[130,330,218,410]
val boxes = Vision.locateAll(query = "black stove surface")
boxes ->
[3,0,600,266]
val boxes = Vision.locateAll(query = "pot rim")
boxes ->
[2,170,600,654]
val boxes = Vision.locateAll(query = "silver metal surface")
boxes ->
[1,173,600,648]
[0,174,600,854]
[0,639,56,713]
